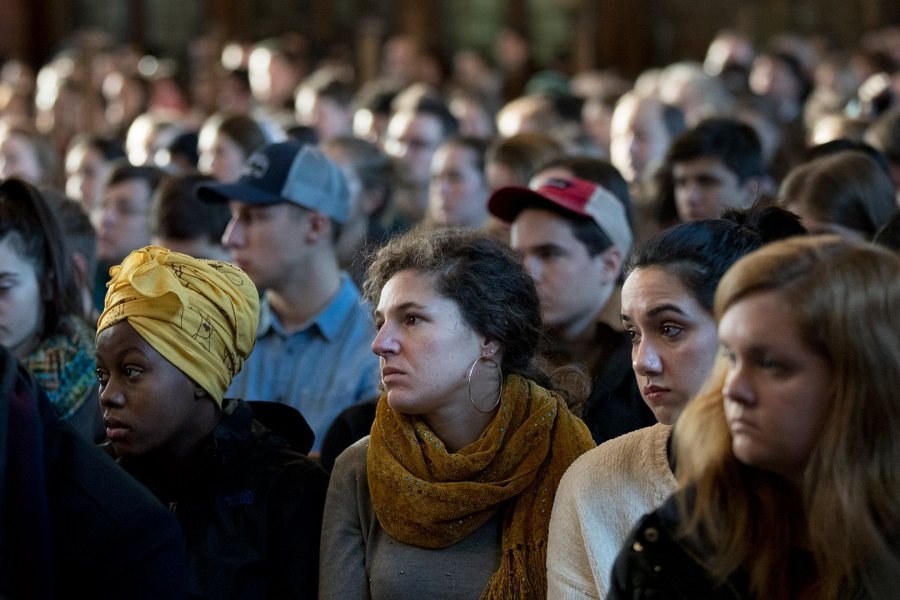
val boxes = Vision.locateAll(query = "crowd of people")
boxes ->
[0,20,899,599]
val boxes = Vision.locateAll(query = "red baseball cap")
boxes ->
[488,177,633,255]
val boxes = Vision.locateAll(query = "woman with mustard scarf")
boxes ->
[320,227,596,599]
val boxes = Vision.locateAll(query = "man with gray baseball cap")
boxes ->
[197,142,379,453]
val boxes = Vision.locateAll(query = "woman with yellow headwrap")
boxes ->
[96,245,328,599]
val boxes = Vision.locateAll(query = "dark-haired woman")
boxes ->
[547,202,804,598]
[610,236,900,599]
[0,177,101,440]
[320,228,595,599]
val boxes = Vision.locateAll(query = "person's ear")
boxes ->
[303,211,333,243]
[193,385,207,400]
[594,246,623,285]
[480,338,501,358]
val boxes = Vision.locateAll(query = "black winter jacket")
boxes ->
[119,398,329,599]
[0,345,188,599]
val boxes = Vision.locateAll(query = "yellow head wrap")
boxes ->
[97,246,260,406]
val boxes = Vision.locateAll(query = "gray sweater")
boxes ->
[319,436,503,599]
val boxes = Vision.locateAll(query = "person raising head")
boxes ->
[320,228,595,599]
[0,178,102,441]
[547,201,804,598]
[96,245,328,598]
[610,236,900,599]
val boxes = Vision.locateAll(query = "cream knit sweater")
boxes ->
[547,423,677,599]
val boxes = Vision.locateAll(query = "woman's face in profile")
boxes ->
[621,266,720,424]
[0,234,43,359]
[719,290,831,483]
[371,269,494,420]
[96,320,201,459]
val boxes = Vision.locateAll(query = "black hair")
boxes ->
[666,117,764,182]
[106,161,166,191]
[0,178,83,335]
[408,96,460,139]
[151,173,231,243]
[625,198,806,312]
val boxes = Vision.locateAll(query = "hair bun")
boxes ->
[720,195,806,243]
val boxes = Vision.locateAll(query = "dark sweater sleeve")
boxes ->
[269,456,330,599]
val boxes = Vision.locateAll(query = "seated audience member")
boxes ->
[320,228,594,599]
[247,36,307,132]
[485,131,563,191]
[196,142,380,453]
[495,93,565,139]
[780,150,896,240]
[0,122,60,187]
[351,82,399,149]
[383,93,459,230]
[64,134,127,221]
[489,177,652,443]
[660,118,766,222]
[295,67,356,142]
[43,190,100,321]
[610,236,900,599]
[547,202,804,598]
[658,61,735,126]
[321,136,394,287]
[0,178,102,441]
[197,113,267,184]
[427,136,491,230]
[93,161,167,312]
[609,92,684,197]
[151,173,231,261]
[96,246,328,599]
[0,344,188,598]
[158,130,199,175]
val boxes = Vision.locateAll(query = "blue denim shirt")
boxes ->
[227,275,380,453]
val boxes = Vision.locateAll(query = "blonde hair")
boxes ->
[674,235,900,599]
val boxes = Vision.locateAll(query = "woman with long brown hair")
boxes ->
[610,235,900,599]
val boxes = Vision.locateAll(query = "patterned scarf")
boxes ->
[368,374,595,599]
[23,315,96,420]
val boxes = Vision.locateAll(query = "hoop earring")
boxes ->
[468,355,503,414]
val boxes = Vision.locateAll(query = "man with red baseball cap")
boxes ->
[489,177,654,443]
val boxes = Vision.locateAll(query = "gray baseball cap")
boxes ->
[195,142,350,224]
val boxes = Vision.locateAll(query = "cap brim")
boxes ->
[487,186,548,223]
[194,181,286,205]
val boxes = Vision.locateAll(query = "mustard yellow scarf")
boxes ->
[368,374,595,599]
